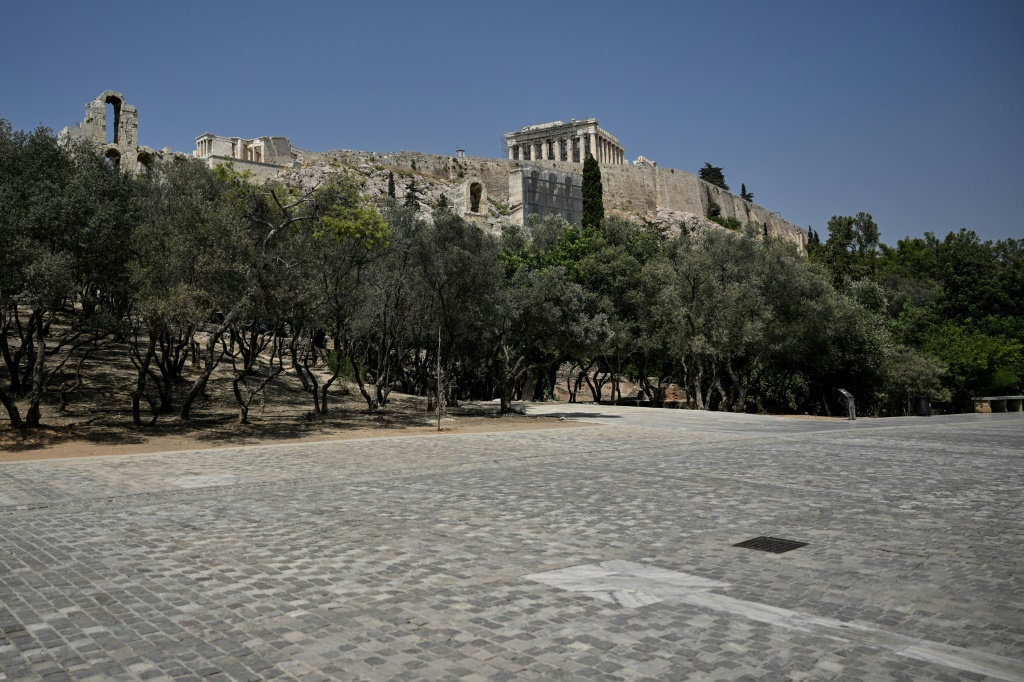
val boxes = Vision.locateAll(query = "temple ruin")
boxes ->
[194,133,295,166]
[504,119,626,166]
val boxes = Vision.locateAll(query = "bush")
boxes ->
[709,215,741,230]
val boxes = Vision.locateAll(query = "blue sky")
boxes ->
[2,0,1021,244]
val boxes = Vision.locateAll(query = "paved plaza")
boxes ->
[1,406,1022,681]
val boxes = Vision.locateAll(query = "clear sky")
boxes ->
[2,0,1021,245]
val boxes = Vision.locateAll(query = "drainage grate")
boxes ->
[733,536,808,553]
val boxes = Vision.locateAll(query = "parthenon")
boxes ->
[504,119,626,165]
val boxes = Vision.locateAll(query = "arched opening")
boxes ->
[136,152,153,173]
[105,148,121,169]
[470,183,482,213]
[105,96,122,145]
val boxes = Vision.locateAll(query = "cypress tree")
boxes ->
[404,179,418,208]
[582,154,604,230]
[698,163,729,191]
[387,171,395,198]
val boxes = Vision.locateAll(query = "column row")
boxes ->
[595,136,624,165]
[507,134,624,164]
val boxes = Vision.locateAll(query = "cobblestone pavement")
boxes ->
[1,406,1022,681]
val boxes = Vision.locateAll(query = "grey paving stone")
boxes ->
[0,406,1022,680]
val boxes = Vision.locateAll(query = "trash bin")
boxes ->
[915,395,931,417]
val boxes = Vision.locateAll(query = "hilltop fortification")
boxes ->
[61,93,807,247]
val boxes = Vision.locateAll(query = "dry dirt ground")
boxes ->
[1,339,852,464]
[0,342,579,463]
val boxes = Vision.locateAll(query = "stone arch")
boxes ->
[104,93,122,144]
[464,178,487,215]
[104,148,121,168]
[136,151,153,173]
[470,183,482,213]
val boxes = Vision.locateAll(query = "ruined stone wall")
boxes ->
[265,137,293,165]
[291,149,806,245]
[59,90,147,171]
[201,157,285,184]
[509,166,583,225]
[314,150,513,197]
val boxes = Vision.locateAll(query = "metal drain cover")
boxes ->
[733,536,807,553]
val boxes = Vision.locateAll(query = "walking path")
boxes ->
[1,406,1022,680]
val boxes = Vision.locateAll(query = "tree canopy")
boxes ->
[698,163,729,191]
[1,119,1018,432]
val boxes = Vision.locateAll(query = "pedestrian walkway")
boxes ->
[1,406,1022,680]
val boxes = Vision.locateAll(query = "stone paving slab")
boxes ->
[1,406,1022,680]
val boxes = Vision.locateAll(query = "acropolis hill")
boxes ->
[61,91,807,247]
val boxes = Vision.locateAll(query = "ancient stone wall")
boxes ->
[202,157,286,184]
[58,90,182,172]
[509,166,583,225]
[291,149,806,245]
[264,137,294,165]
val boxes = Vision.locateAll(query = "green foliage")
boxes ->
[925,323,1023,408]
[878,346,950,415]
[0,120,142,427]
[708,215,741,231]
[705,191,722,218]
[326,351,355,380]
[497,215,603,283]
[814,212,881,284]
[315,171,389,248]
[698,163,729,191]
[403,178,418,208]
[387,171,395,198]
[4,116,1021,429]
[740,183,754,202]
[935,229,1013,323]
[487,197,511,216]
[582,155,604,230]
